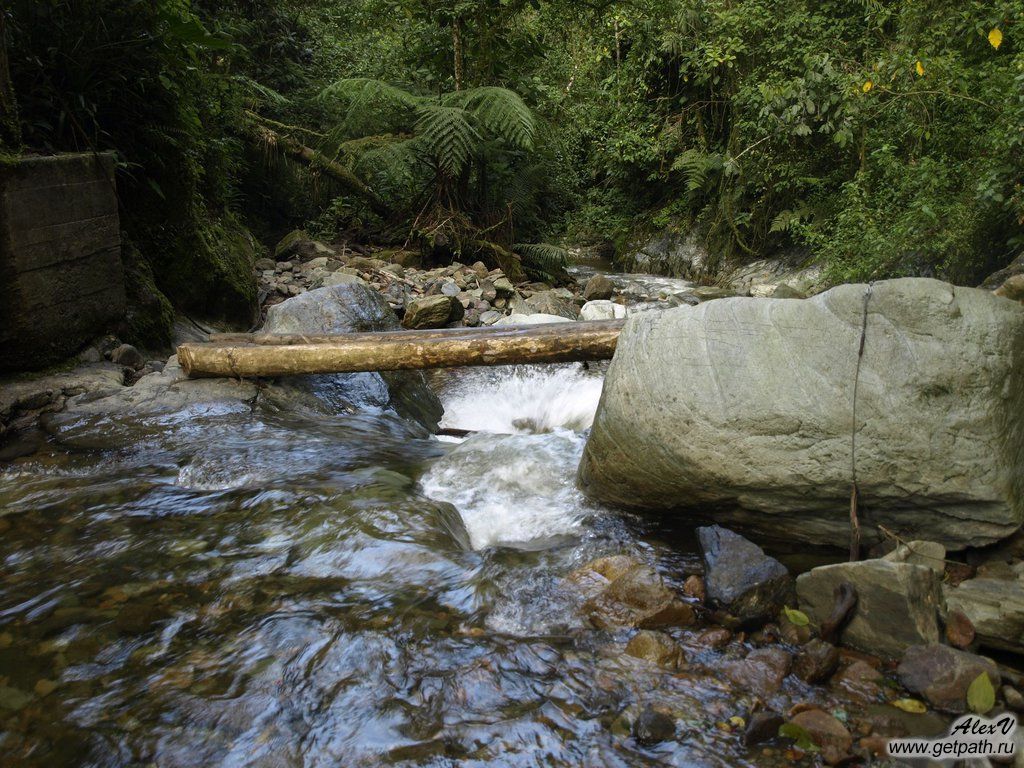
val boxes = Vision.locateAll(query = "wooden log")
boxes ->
[178,320,624,378]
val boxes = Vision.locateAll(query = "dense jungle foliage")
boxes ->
[2,0,1022,337]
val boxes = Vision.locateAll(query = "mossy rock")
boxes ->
[151,212,259,328]
[120,238,175,350]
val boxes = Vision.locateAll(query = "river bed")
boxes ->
[0,271,936,766]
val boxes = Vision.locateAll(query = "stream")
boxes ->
[0,269,926,766]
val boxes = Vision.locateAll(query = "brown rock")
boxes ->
[683,575,706,602]
[793,639,840,684]
[696,627,732,649]
[994,273,1024,301]
[573,556,694,630]
[722,647,792,698]
[897,644,1000,713]
[831,660,884,702]
[584,274,615,301]
[625,630,685,669]
[788,709,852,765]
[743,711,785,746]
[944,608,975,649]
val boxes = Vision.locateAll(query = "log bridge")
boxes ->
[177,319,625,378]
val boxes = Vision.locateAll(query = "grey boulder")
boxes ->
[897,644,1000,713]
[578,278,1024,550]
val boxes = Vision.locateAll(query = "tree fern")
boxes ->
[414,104,480,178]
[446,87,536,151]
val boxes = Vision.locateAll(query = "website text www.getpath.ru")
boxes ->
[887,714,1017,761]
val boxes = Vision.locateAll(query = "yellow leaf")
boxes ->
[863,80,873,93]
[989,28,1003,49]
[915,60,925,77]
[891,698,927,714]
[967,673,996,714]
[729,716,746,728]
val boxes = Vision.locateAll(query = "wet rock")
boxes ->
[0,685,32,711]
[574,556,694,630]
[944,609,975,649]
[788,709,852,765]
[793,639,840,684]
[897,644,1000,713]
[633,705,676,746]
[882,540,946,574]
[578,279,1024,551]
[796,559,941,658]
[722,647,792,698]
[584,274,615,301]
[402,295,456,329]
[831,660,884,701]
[696,627,732,649]
[744,711,785,746]
[110,343,145,370]
[943,576,1024,655]
[579,300,626,321]
[624,630,685,669]
[698,525,793,626]
[682,575,706,602]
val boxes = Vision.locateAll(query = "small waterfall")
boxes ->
[421,364,604,549]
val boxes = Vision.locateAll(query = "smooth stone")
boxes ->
[882,540,946,574]
[402,295,456,329]
[943,576,1024,655]
[897,644,1000,713]
[793,638,840,683]
[583,274,615,301]
[633,705,676,746]
[788,709,852,765]
[624,630,685,669]
[578,278,1024,551]
[796,559,941,658]
[579,300,626,321]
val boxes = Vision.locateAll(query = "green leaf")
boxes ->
[783,607,810,626]
[967,673,995,714]
[891,698,927,714]
[779,723,819,751]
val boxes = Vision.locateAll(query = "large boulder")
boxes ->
[402,295,456,329]
[262,283,442,431]
[578,278,1024,551]
[944,576,1024,655]
[796,559,942,658]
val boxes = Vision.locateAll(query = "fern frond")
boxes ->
[414,104,479,178]
[513,242,569,273]
[319,78,421,137]
[446,86,536,150]
[234,76,290,108]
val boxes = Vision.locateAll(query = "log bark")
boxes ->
[178,320,624,378]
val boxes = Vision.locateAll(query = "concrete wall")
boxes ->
[0,153,125,371]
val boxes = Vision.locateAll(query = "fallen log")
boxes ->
[178,319,624,378]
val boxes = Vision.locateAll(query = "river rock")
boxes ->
[262,283,442,431]
[697,526,793,626]
[744,711,785,746]
[584,274,615,301]
[897,644,1000,713]
[579,300,626,321]
[944,576,1024,655]
[494,313,571,326]
[624,630,685,669]
[796,559,941,658]
[492,276,515,296]
[792,638,840,683]
[831,660,884,701]
[633,705,676,745]
[402,295,456,329]
[110,343,145,370]
[572,556,694,630]
[788,709,852,765]
[323,271,364,287]
[479,310,503,325]
[721,646,792,698]
[522,290,578,319]
[578,278,1024,551]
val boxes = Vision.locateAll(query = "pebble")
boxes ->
[633,705,676,746]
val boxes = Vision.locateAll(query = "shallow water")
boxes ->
[0,278,923,766]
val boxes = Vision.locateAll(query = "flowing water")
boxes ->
[0,272,913,766]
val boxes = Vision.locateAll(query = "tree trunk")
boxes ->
[178,320,624,378]
[245,119,389,218]
[0,10,22,151]
[452,19,464,91]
